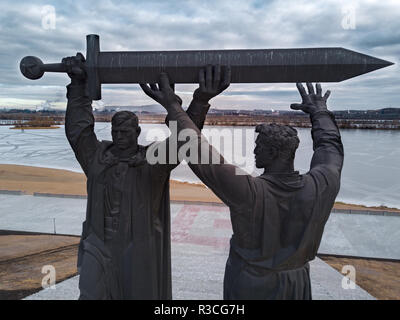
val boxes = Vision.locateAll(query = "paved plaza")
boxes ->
[1,193,399,259]
[0,193,383,299]
[25,248,373,300]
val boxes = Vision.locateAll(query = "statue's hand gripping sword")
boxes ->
[20,34,393,101]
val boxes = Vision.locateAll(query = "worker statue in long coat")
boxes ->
[63,53,228,299]
[141,71,344,300]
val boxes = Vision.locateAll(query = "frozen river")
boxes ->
[0,123,399,208]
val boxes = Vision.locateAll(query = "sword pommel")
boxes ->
[20,56,67,80]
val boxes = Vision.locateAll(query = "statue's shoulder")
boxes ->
[95,140,114,160]
[98,140,113,150]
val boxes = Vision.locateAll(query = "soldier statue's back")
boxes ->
[142,74,344,300]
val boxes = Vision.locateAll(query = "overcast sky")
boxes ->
[0,0,398,111]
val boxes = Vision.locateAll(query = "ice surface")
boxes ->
[0,124,399,207]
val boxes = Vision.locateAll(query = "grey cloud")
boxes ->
[0,0,399,110]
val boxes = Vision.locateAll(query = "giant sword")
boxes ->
[20,34,393,100]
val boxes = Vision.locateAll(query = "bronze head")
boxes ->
[111,111,141,151]
[254,123,299,170]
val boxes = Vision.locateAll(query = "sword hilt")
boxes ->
[20,35,100,99]
[20,56,69,80]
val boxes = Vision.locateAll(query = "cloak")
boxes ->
[65,83,209,299]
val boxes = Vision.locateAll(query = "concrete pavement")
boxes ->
[0,194,376,300]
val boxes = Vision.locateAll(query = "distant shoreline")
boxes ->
[10,126,60,130]
[1,111,400,130]
[138,119,400,130]
[3,120,399,130]
[137,114,400,130]
[0,164,399,214]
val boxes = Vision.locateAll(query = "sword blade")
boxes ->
[94,47,393,84]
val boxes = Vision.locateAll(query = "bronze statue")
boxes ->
[63,54,220,299]
[18,35,395,300]
[141,72,344,300]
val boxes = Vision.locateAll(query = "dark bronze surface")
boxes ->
[20,34,393,100]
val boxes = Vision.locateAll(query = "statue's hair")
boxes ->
[255,123,300,160]
[111,111,139,128]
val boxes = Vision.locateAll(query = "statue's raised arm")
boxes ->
[64,53,100,176]
[291,83,344,194]
[140,67,255,210]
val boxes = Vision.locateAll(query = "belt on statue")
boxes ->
[104,216,119,232]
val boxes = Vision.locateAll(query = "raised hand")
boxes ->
[140,73,182,109]
[290,82,331,114]
[62,52,87,85]
[193,65,231,103]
